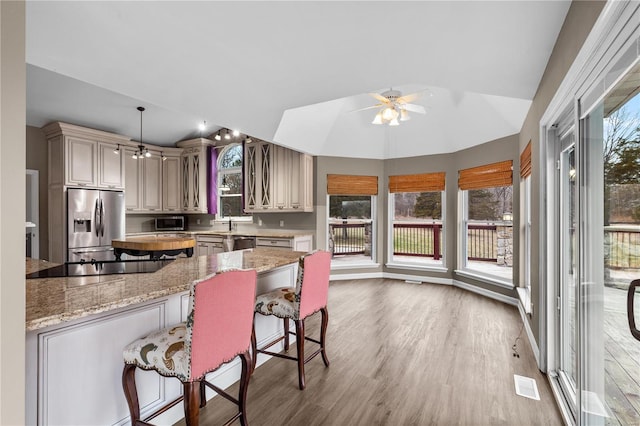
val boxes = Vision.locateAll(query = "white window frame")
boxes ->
[327,194,379,269]
[386,190,446,272]
[216,143,251,223]
[456,187,514,289]
[518,175,533,313]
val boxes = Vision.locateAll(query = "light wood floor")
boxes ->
[176,279,563,425]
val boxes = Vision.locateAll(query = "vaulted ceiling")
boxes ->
[26,1,571,159]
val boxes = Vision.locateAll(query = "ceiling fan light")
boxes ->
[381,107,397,121]
[400,109,410,121]
[372,111,383,125]
[389,117,400,126]
[144,149,151,158]
[132,152,138,160]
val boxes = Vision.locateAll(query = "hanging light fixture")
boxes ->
[214,131,222,141]
[161,151,167,161]
[224,129,231,140]
[113,144,120,154]
[133,106,150,160]
[232,129,240,137]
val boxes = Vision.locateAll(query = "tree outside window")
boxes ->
[218,144,245,218]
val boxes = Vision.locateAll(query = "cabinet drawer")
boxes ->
[255,237,292,249]
[196,235,224,244]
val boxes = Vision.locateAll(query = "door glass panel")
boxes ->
[580,62,640,425]
[559,134,578,409]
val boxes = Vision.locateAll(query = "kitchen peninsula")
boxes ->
[26,248,304,426]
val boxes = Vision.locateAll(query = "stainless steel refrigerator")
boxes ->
[67,188,125,262]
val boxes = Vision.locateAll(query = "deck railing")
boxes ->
[329,222,640,269]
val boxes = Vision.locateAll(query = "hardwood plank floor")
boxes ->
[176,279,563,425]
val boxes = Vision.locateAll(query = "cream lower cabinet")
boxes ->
[125,148,163,213]
[255,235,313,252]
[195,235,224,256]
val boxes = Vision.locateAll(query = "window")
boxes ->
[520,141,532,311]
[327,174,377,266]
[388,172,445,268]
[458,160,513,285]
[216,144,246,219]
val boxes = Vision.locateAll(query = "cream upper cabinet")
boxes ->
[141,151,163,211]
[176,138,213,214]
[98,142,124,189]
[124,147,163,213]
[245,141,313,213]
[66,137,98,187]
[162,152,182,212]
[43,122,129,190]
[124,148,141,211]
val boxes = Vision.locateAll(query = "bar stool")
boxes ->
[251,251,331,390]
[122,269,257,426]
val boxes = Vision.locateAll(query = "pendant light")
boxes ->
[133,106,150,160]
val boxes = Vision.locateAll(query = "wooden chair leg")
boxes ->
[122,364,142,423]
[183,381,201,426]
[320,307,330,367]
[238,351,251,426]
[199,380,207,408]
[283,317,290,351]
[250,324,257,373]
[295,319,305,390]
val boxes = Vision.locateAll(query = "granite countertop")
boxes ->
[126,230,313,238]
[26,248,303,332]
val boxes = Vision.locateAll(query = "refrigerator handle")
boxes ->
[94,198,100,237]
[100,199,105,237]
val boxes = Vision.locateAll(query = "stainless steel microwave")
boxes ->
[155,216,186,231]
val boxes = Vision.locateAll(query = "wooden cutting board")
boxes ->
[111,236,195,251]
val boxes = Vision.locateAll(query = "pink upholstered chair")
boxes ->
[122,269,257,426]
[251,251,331,390]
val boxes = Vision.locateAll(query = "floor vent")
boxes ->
[514,374,540,400]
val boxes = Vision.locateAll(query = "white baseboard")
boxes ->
[383,272,453,286]
[453,279,518,306]
[518,302,540,367]
[330,271,384,281]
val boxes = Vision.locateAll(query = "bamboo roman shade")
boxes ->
[520,141,532,179]
[458,160,513,190]
[388,172,445,193]
[327,174,378,195]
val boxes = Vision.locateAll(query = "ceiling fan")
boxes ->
[356,89,427,126]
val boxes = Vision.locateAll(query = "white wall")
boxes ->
[0,0,26,424]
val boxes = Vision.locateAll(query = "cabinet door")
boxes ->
[142,154,163,211]
[65,137,97,187]
[124,148,141,211]
[273,146,290,210]
[301,154,314,211]
[98,142,124,189]
[181,154,191,211]
[162,156,181,212]
[259,143,273,210]
[245,144,258,210]
[289,150,302,210]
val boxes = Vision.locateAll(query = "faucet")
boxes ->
[223,203,232,232]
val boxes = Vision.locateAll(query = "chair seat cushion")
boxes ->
[123,323,190,381]
[255,287,299,319]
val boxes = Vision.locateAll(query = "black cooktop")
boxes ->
[26,259,175,279]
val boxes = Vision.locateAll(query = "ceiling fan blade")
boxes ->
[401,103,426,114]
[398,89,430,104]
[350,104,383,113]
[369,93,390,103]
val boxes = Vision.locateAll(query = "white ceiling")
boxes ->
[25,1,571,159]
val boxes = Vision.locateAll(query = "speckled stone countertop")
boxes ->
[26,248,303,332]
[126,230,313,238]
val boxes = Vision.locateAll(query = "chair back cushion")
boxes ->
[298,251,331,319]
[187,269,257,380]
